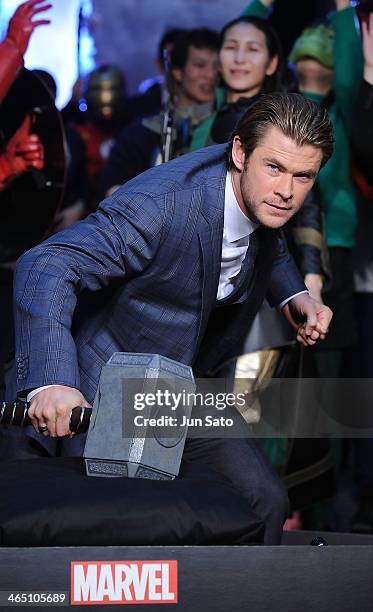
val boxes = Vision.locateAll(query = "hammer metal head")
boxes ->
[84,353,195,479]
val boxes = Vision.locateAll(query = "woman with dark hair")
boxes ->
[190,9,283,149]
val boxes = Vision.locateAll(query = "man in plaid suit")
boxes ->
[12,93,334,543]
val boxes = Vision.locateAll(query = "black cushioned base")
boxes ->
[0,458,264,546]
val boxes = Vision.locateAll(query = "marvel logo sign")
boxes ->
[71,560,178,605]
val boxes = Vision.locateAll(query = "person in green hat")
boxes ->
[289,23,334,76]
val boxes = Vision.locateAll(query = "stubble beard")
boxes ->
[240,185,294,229]
[239,174,263,226]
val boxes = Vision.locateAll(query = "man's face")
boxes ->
[173,46,219,106]
[231,125,323,229]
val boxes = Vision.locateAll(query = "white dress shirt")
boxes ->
[217,171,259,300]
[27,171,306,402]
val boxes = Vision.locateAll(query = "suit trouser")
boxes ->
[182,437,289,545]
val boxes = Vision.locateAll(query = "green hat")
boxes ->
[289,24,334,69]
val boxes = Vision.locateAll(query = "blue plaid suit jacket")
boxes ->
[14,144,305,403]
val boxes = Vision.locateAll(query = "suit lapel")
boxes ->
[194,162,226,357]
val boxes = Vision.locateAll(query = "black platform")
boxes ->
[282,528,373,545]
[1,534,373,611]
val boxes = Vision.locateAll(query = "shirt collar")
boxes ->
[224,170,258,242]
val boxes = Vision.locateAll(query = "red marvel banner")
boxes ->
[71,560,178,605]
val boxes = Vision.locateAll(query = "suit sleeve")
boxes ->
[265,237,306,307]
[14,192,164,393]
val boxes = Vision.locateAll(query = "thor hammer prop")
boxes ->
[1,353,195,480]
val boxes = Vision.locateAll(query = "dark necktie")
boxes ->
[217,230,259,306]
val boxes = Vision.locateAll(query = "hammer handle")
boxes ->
[0,401,92,434]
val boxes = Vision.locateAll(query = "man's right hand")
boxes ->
[28,385,91,437]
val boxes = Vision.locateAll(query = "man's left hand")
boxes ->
[282,293,333,347]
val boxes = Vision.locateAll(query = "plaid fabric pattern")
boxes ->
[14,144,304,402]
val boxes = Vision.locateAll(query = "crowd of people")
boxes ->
[1,0,373,540]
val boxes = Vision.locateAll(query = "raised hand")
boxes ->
[6,0,52,56]
[0,1,52,100]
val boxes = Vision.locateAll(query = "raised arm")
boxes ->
[331,0,364,127]
[351,13,373,184]
[0,0,51,101]
[0,1,51,191]
[241,0,273,19]
[362,13,373,86]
